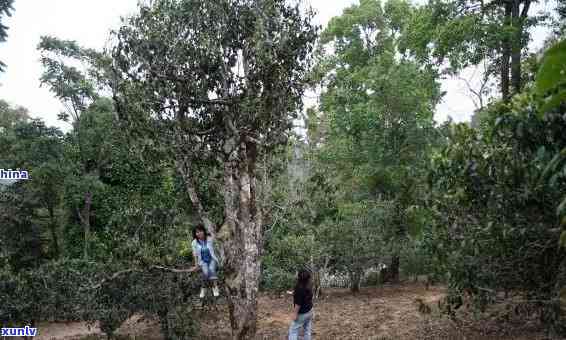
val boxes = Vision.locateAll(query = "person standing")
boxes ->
[191,224,220,298]
[288,268,314,340]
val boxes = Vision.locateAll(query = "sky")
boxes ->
[0,0,554,132]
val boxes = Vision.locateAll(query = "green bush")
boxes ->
[362,271,381,286]
[427,88,566,334]
[0,260,202,339]
[261,266,295,292]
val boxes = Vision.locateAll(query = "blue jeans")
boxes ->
[288,310,313,340]
[200,260,218,280]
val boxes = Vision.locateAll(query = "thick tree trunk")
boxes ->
[313,256,329,299]
[177,130,263,339]
[48,206,59,258]
[512,0,532,95]
[223,141,262,340]
[501,2,512,102]
[511,0,522,94]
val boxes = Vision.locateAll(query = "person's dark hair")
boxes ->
[295,268,312,292]
[192,223,209,240]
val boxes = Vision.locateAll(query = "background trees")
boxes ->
[1,0,566,338]
[310,0,441,283]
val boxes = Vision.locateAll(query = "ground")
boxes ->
[33,283,565,340]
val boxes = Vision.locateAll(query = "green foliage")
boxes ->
[308,0,442,284]
[426,84,566,331]
[323,201,391,273]
[535,39,566,113]
[0,0,14,71]
[362,270,381,286]
[0,260,200,339]
[38,36,106,122]
[4,0,566,338]
[399,239,434,280]
[111,0,318,154]
[399,0,548,101]
[0,100,30,129]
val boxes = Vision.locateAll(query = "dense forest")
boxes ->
[1,0,566,339]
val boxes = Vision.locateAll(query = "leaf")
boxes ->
[539,149,565,184]
[535,39,566,115]
[557,195,566,217]
[535,39,566,96]
[539,89,566,114]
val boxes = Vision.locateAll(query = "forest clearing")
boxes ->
[31,283,564,340]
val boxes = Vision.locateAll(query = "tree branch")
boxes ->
[175,154,216,237]
[81,265,199,291]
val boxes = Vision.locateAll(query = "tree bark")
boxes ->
[225,142,261,340]
[512,0,532,94]
[180,130,262,340]
[511,0,522,94]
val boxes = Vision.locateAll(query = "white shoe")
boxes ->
[212,286,220,297]
[199,288,207,298]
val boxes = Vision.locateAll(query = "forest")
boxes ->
[1,0,566,339]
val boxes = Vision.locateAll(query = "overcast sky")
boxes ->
[0,0,553,132]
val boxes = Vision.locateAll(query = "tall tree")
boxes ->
[38,36,110,260]
[313,0,441,282]
[400,0,542,101]
[111,0,317,338]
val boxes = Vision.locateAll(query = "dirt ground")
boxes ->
[33,283,565,340]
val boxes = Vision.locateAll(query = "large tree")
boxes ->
[400,0,545,101]
[312,0,441,282]
[38,36,112,260]
[110,0,317,338]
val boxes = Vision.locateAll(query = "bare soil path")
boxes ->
[31,283,564,339]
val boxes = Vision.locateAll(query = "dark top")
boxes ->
[293,286,313,314]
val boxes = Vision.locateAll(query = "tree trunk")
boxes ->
[349,270,362,293]
[221,141,262,340]
[501,2,512,101]
[78,191,92,260]
[48,206,59,258]
[512,0,532,95]
[313,256,330,299]
[389,255,400,282]
[177,130,263,339]
[511,0,522,94]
